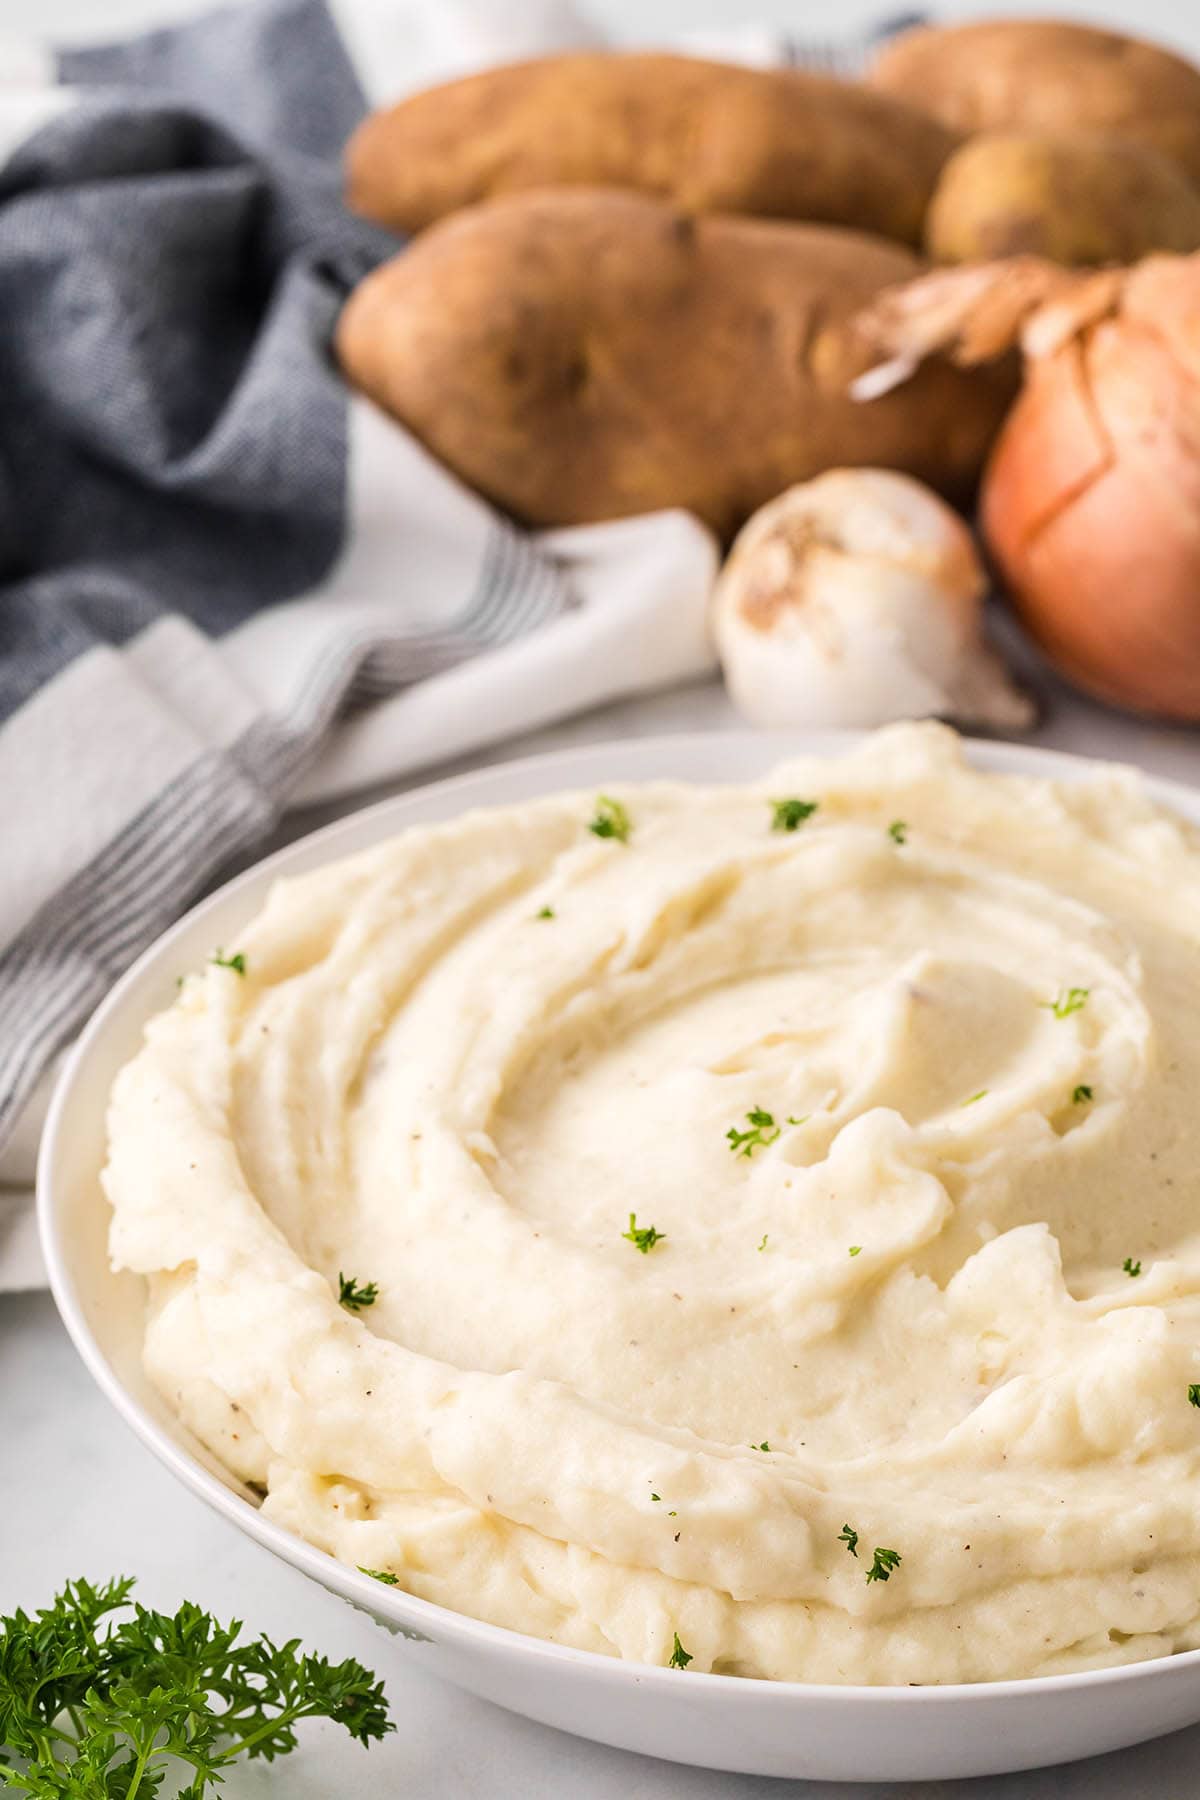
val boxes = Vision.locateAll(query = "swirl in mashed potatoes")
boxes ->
[104,723,1200,1684]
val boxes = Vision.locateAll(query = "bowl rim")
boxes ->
[37,725,1200,1708]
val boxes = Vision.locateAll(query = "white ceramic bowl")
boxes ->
[38,731,1200,1784]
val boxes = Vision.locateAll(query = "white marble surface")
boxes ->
[6,0,1200,1789]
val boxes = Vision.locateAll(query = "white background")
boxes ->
[4,1,1200,1795]
[0,0,1195,56]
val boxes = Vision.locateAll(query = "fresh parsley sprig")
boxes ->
[622,1213,665,1254]
[726,1106,781,1158]
[0,1576,391,1798]
[338,1273,379,1313]
[1043,987,1089,1019]
[770,798,819,833]
[865,1547,903,1584]
[588,795,631,843]
[210,951,247,976]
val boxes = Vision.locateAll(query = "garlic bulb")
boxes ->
[711,469,1033,731]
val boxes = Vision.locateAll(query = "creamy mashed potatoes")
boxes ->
[104,724,1200,1684]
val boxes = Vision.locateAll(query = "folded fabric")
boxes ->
[0,0,919,1290]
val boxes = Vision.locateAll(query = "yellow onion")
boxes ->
[856,253,1200,719]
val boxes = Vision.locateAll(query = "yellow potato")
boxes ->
[335,189,1014,540]
[871,20,1200,188]
[926,129,1200,265]
[346,52,957,247]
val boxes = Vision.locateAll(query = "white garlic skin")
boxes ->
[712,469,1034,731]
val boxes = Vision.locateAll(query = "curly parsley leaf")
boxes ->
[1043,987,1089,1019]
[726,1106,781,1158]
[838,1524,859,1558]
[622,1213,665,1254]
[209,951,246,976]
[865,1547,903,1584]
[770,798,819,834]
[0,1575,391,1797]
[667,1633,693,1670]
[338,1273,379,1313]
[588,796,631,843]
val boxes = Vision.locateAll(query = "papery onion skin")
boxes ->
[983,280,1200,719]
[856,250,1200,721]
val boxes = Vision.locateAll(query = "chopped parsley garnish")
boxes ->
[848,1245,862,1257]
[727,1106,781,1157]
[751,1441,771,1453]
[588,795,631,843]
[1044,986,1089,1019]
[668,1632,693,1669]
[757,1233,770,1252]
[623,1213,665,1254]
[1123,1257,1142,1278]
[358,1566,399,1585]
[338,1272,379,1312]
[210,950,247,975]
[1073,1084,1094,1104]
[888,820,908,844]
[1190,1384,1200,1409]
[865,1547,902,1584]
[771,797,819,833]
[838,1524,860,1558]
[0,1575,391,1797]
[650,1492,661,1503]
[962,1090,988,1106]
[786,1114,809,1126]
[535,905,556,919]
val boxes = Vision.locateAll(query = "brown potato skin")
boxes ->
[870,21,1200,189]
[335,190,1014,540]
[346,52,957,247]
[926,129,1200,266]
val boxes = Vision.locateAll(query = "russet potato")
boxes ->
[346,52,958,248]
[926,129,1200,266]
[870,21,1200,190]
[335,189,1014,540]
